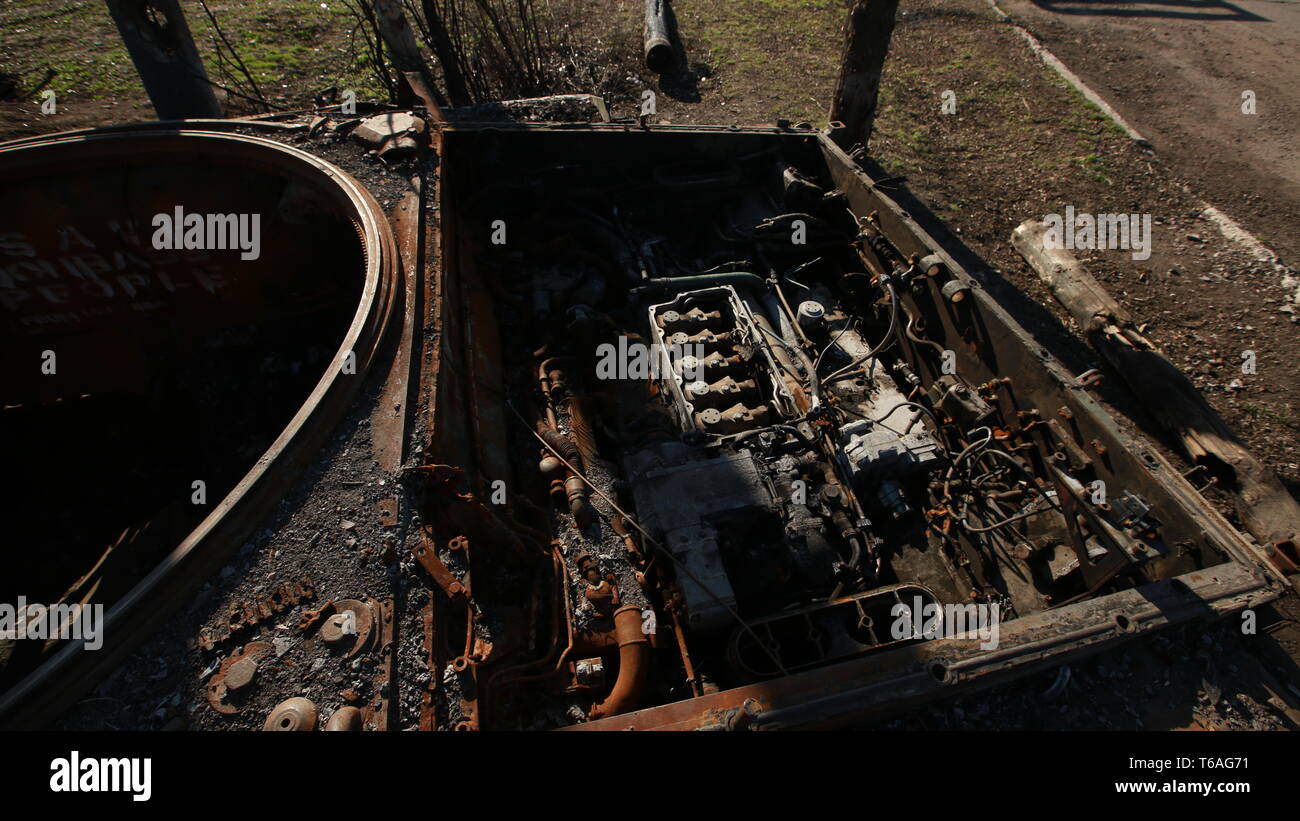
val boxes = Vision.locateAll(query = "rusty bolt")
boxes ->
[1090,439,1107,456]
[726,698,762,731]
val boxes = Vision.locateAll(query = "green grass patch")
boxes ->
[1,1,391,104]
[1241,403,1300,430]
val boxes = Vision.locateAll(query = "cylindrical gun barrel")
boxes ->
[644,0,674,72]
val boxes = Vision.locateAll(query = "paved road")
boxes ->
[999,0,1300,265]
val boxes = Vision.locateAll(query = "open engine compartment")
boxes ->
[417,125,1278,730]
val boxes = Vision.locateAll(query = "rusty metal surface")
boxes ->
[371,187,423,473]
[318,599,377,659]
[570,560,1270,730]
[410,123,1281,731]
[419,600,438,731]
[198,578,315,652]
[362,598,396,731]
[0,125,401,729]
[206,641,274,715]
[6,119,1279,732]
[324,705,363,731]
[413,539,468,600]
[263,697,319,732]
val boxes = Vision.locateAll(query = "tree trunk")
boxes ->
[420,0,472,106]
[1012,218,1300,552]
[371,0,447,116]
[104,0,223,119]
[829,0,900,150]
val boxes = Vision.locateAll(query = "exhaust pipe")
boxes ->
[589,605,651,719]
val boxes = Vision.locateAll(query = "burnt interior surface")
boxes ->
[426,128,1236,729]
[0,150,363,689]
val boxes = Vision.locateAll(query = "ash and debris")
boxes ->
[550,401,649,627]
[502,367,650,643]
[394,585,432,730]
[56,376,426,731]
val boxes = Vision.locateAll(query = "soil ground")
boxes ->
[3,0,1299,731]
[999,0,1300,268]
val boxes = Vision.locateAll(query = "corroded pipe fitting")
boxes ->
[589,605,651,720]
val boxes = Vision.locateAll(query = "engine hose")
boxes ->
[828,531,865,601]
[565,396,601,469]
[537,425,580,465]
[824,281,899,383]
[589,605,651,719]
[537,423,595,528]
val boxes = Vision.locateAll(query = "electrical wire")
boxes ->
[945,427,994,481]
[813,317,858,374]
[865,400,942,434]
[949,444,1064,532]
[823,281,900,383]
[958,497,1054,533]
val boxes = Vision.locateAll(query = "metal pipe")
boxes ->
[631,272,767,299]
[590,605,651,719]
[565,396,601,469]
[490,544,575,687]
[754,319,820,412]
[611,514,645,566]
[668,605,701,697]
[770,280,811,347]
[749,325,809,413]
[537,359,595,529]
[508,400,791,677]
[824,281,899,383]
[644,0,674,72]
